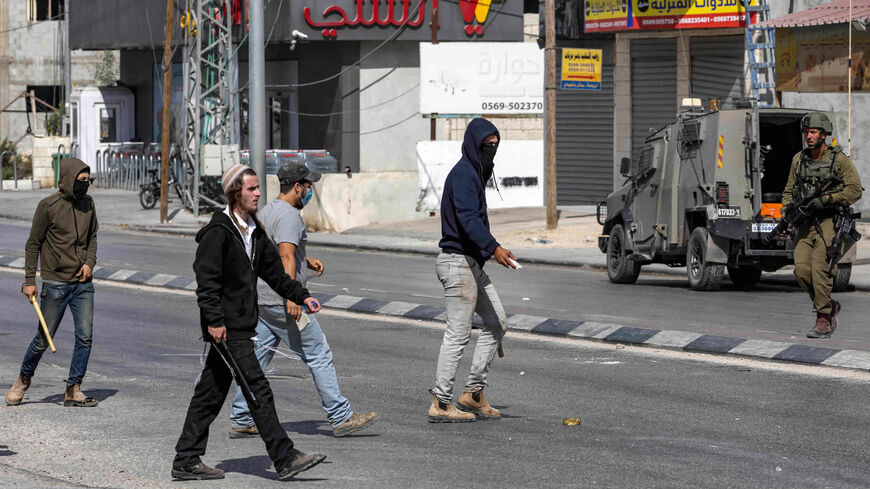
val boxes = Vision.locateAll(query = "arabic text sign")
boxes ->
[776,26,870,93]
[584,0,755,33]
[561,48,602,90]
[420,42,544,115]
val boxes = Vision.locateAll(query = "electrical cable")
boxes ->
[0,12,65,34]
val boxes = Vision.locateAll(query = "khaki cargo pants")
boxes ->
[793,218,839,314]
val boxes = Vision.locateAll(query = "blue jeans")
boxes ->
[20,280,95,387]
[230,305,353,428]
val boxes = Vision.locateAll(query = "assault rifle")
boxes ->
[762,176,844,245]
[827,209,862,271]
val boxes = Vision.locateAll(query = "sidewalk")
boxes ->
[0,188,867,289]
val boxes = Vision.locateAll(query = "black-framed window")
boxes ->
[27,0,65,21]
[24,85,62,113]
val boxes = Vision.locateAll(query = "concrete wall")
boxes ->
[0,2,117,155]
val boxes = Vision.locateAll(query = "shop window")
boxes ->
[27,0,65,21]
[24,85,62,112]
[100,108,118,142]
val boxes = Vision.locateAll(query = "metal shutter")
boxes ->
[631,39,678,160]
[555,41,615,205]
[690,35,745,103]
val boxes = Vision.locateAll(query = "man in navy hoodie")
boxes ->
[429,118,517,423]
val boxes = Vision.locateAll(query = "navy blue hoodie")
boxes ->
[438,118,500,266]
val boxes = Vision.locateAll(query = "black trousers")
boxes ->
[173,338,294,469]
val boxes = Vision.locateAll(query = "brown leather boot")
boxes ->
[456,389,501,419]
[807,312,834,338]
[64,384,98,407]
[5,374,31,406]
[228,425,259,439]
[333,411,378,437]
[428,395,475,423]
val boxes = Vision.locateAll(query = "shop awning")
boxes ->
[759,0,870,28]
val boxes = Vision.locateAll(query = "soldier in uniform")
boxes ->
[781,112,862,338]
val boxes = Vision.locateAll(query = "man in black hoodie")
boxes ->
[172,164,326,481]
[429,118,517,423]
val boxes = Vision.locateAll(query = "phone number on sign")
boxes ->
[481,102,543,111]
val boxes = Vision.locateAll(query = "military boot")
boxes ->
[428,395,475,423]
[456,389,501,419]
[5,374,31,406]
[807,313,834,338]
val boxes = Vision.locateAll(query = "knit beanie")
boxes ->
[222,164,252,194]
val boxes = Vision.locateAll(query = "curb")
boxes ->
[2,254,868,373]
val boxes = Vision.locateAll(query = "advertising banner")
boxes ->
[420,42,544,115]
[584,0,755,33]
[776,26,870,93]
[561,48,602,90]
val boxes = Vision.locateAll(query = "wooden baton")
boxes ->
[30,296,56,353]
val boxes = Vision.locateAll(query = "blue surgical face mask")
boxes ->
[301,187,313,206]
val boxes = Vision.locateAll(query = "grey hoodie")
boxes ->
[24,158,98,285]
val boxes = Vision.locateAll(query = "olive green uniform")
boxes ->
[781,146,862,314]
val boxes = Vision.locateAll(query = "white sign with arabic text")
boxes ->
[420,42,544,115]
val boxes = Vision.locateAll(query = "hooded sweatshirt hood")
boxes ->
[460,118,500,174]
[57,157,90,200]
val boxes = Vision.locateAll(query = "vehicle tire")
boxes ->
[686,227,724,291]
[833,264,852,292]
[606,224,640,284]
[139,188,157,209]
[727,265,762,290]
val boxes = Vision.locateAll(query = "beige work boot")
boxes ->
[5,374,31,406]
[333,411,378,437]
[64,384,98,407]
[428,395,475,423]
[228,425,259,439]
[456,389,501,419]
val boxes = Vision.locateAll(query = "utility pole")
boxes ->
[544,0,557,229]
[160,0,175,223]
[250,0,266,208]
[62,2,71,138]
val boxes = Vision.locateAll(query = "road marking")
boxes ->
[308,282,335,287]
[360,287,389,293]
[411,293,441,299]
[107,269,137,281]
[144,273,176,286]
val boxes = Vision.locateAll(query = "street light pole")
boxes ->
[250,0,267,208]
[544,0,557,229]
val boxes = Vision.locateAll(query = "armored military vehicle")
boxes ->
[597,100,856,291]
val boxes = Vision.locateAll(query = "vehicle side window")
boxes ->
[636,147,654,176]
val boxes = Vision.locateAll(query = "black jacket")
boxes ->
[193,211,310,341]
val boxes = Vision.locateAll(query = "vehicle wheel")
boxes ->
[833,264,852,292]
[606,224,640,284]
[139,188,157,209]
[727,265,762,290]
[686,227,724,291]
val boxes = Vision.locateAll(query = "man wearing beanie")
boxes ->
[172,164,327,481]
[6,157,100,408]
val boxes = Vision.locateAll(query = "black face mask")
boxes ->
[480,145,498,183]
[73,180,89,200]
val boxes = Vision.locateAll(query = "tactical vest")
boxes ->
[792,146,845,203]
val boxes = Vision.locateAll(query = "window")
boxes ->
[24,85,62,113]
[27,0,65,22]
[100,108,118,142]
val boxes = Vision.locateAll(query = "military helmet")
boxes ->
[800,112,833,134]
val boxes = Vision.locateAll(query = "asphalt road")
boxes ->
[0,272,869,488]
[1,220,869,351]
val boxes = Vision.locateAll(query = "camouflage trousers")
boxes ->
[793,218,838,314]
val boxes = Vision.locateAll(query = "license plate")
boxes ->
[751,222,777,233]
[717,206,741,218]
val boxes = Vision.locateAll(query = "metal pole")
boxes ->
[160,0,176,222]
[250,0,267,208]
[63,3,71,137]
[544,0,557,229]
[430,0,438,142]
[848,0,852,154]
